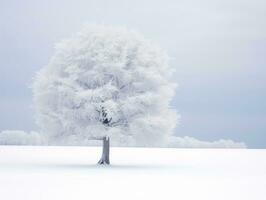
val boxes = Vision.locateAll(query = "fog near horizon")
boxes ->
[0,0,265,148]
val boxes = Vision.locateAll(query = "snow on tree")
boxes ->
[33,25,178,164]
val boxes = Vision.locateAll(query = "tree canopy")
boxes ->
[33,25,177,147]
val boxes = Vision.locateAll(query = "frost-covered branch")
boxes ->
[33,25,178,147]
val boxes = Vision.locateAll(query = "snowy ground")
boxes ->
[0,146,265,200]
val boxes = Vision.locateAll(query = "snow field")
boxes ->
[0,146,265,200]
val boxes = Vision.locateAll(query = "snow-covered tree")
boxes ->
[33,25,177,164]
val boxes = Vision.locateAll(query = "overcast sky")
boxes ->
[0,0,265,148]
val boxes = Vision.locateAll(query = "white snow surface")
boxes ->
[0,146,264,200]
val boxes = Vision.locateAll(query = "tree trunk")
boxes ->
[98,136,110,165]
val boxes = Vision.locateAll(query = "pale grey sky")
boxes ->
[0,0,265,148]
